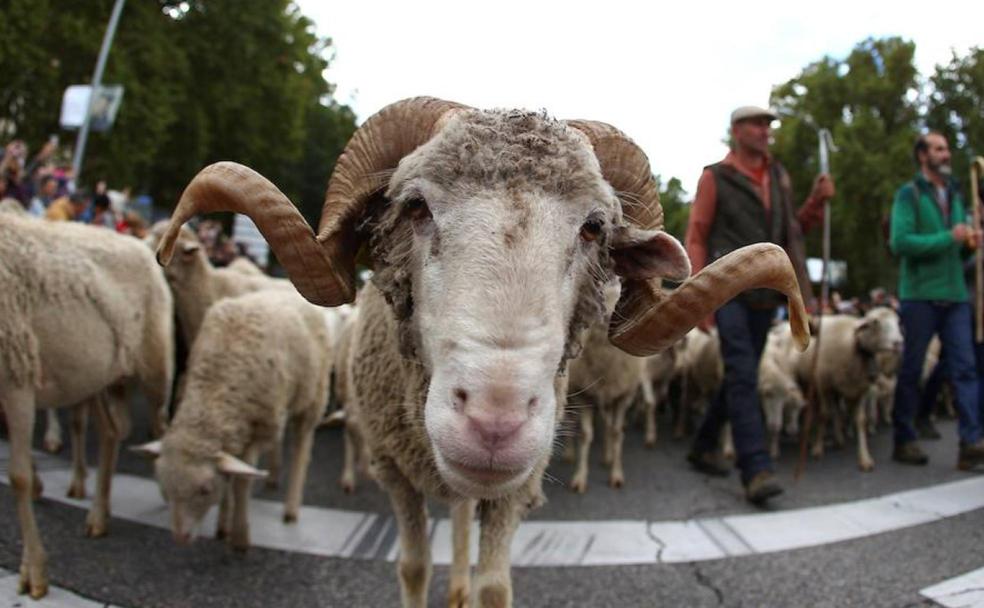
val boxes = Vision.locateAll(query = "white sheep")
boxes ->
[567,282,651,492]
[155,97,810,607]
[641,336,687,447]
[0,212,174,599]
[758,322,806,459]
[795,307,903,471]
[675,328,723,439]
[133,289,331,549]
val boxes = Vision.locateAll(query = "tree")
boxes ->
[926,47,984,186]
[656,175,690,242]
[770,37,921,297]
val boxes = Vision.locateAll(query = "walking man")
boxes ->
[890,131,984,470]
[685,105,834,505]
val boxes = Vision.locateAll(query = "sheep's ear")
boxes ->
[130,440,163,459]
[215,452,268,480]
[610,226,690,282]
[854,318,881,354]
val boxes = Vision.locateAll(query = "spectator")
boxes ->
[90,193,116,229]
[684,105,835,506]
[28,175,58,217]
[45,191,89,222]
[889,131,984,471]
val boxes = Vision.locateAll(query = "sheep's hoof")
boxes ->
[31,477,44,501]
[609,473,624,489]
[18,562,48,599]
[811,446,825,459]
[569,475,587,494]
[340,475,356,494]
[84,518,108,539]
[447,582,469,608]
[858,459,875,473]
[476,582,510,608]
[644,436,657,449]
[230,531,250,553]
[283,512,297,524]
[66,482,86,500]
[42,438,62,454]
[215,527,228,541]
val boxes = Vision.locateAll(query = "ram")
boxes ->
[156,97,809,607]
[0,212,173,599]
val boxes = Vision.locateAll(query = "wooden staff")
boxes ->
[973,157,984,343]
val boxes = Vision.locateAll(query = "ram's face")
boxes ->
[383,113,618,498]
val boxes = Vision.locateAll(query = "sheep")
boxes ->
[641,335,687,447]
[132,289,331,549]
[0,212,174,599]
[568,281,650,492]
[758,322,806,459]
[795,307,903,471]
[675,328,723,439]
[155,97,810,607]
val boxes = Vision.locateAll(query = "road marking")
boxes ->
[920,566,984,608]
[0,566,119,608]
[1,441,983,567]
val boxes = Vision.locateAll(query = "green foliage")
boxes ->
[770,37,921,296]
[926,47,984,184]
[656,175,690,242]
[0,0,356,227]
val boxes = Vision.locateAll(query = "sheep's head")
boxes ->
[155,97,811,499]
[131,440,266,544]
[856,307,903,358]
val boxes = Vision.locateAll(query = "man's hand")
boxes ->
[966,228,982,250]
[952,223,970,244]
[811,174,835,201]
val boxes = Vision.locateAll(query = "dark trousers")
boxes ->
[894,301,982,446]
[693,300,774,483]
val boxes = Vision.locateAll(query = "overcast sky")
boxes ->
[296,0,981,197]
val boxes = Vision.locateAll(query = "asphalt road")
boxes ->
[0,400,981,607]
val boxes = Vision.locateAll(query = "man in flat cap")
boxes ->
[684,105,834,505]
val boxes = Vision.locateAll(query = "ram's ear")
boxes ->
[215,452,268,480]
[610,226,691,281]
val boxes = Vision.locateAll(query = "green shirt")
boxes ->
[889,173,969,302]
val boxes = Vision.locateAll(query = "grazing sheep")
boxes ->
[0,213,174,599]
[567,281,651,491]
[155,97,809,607]
[133,289,331,549]
[795,307,903,470]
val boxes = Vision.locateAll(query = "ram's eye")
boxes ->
[579,218,603,242]
[405,196,431,221]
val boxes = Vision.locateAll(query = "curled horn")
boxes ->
[156,97,468,307]
[566,120,810,356]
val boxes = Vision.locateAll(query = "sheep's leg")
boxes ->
[283,415,317,523]
[764,402,782,460]
[811,393,829,459]
[449,499,476,608]
[831,400,847,447]
[569,406,593,494]
[2,387,47,598]
[721,422,735,460]
[641,379,658,448]
[472,498,521,608]
[42,409,62,454]
[379,463,431,608]
[87,388,125,538]
[609,395,632,488]
[67,403,89,499]
[264,440,282,490]
[853,398,875,472]
[600,406,615,466]
[340,421,359,493]
[229,445,260,552]
[216,483,231,540]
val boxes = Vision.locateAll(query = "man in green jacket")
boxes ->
[890,131,984,470]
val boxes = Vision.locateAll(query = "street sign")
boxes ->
[60,84,125,131]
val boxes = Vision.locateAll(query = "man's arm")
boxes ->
[796,174,834,234]
[685,168,717,276]
[889,185,956,258]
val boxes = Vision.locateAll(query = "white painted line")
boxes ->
[920,566,984,608]
[2,441,983,568]
[0,566,118,608]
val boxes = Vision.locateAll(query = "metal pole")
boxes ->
[818,128,836,312]
[70,0,127,186]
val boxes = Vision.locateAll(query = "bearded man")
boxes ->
[890,131,984,470]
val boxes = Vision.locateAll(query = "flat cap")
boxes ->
[730,105,778,124]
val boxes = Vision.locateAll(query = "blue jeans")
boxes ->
[894,301,982,446]
[693,300,774,483]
